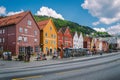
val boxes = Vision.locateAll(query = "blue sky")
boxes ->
[0,0,120,35]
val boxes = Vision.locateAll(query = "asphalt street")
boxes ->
[0,52,120,80]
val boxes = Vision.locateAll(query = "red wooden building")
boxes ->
[102,41,109,52]
[57,27,73,49]
[0,11,40,56]
[83,37,92,50]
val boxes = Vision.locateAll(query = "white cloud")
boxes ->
[81,0,120,25]
[0,6,6,15]
[7,9,24,16]
[92,21,100,26]
[107,23,120,35]
[93,28,106,32]
[36,6,64,20]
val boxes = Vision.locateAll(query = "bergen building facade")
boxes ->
[0,11,40,56]
[37,19,57,55]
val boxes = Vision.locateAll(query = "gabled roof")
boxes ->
[71,32,76,37]
[0,11,29,27]
[84,37,92,42]
[58,27,70,34]
[37,19,49,30]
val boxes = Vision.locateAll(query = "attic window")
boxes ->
[50,26,52,30]
[28,20,32,26]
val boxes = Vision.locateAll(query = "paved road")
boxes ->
[0,52,120,80]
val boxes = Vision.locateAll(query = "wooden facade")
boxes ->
[37,19,57,54]
[0,11,40,55]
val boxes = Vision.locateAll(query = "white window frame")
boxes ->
[23,37,27,42]
[19,27,23,33]
[18,36,22,41]
[28,20,32,26]
[24,28,28,34]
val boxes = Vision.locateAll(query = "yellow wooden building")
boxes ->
[37,19,57,55]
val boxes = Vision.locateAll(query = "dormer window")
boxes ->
[50,26,52,30]
[28,20,32,26]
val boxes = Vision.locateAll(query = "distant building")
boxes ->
[73,32,79,49]
[78,33,83,48]
[37,19,57,55]
[117,37,120,49]
[57,28,64,49]
[83,37,92,50]
[99,37,117,50]
[58,27,73,49]
[0,11,40,56]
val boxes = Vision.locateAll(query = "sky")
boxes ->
[0,0,120,35]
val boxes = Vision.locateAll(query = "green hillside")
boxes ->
[34,16,111,37]
[34,16,96,34]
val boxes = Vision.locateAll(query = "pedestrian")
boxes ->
[53,50,58,59]
[46,50,49,56]
[37,52,40,61]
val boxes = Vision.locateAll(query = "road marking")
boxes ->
[56,69,80,75]
[12,75,43,80]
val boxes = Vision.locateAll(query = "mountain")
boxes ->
[34,16,96,35]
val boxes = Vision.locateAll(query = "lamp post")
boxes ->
[60,44,63,59]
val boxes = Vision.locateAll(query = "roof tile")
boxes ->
[37,19,49,30]
[0,11,29,27]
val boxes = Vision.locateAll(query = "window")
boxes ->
[46,47,48,52]
[23,37,27,42]
[2,29,5,34]
[24,28,28,34]
[30,47,33,53]
[54,41,56,45]
[18,36,22,41]
[19,27,23,33]
[65,37,67,40]
[19,47,25,53]
[51,34,53,38]
[3,38,5,43]
[51,41,54,44]
[54,35,56,38]
[34,30,37,36]
[45,33,48,37]
[0,30,2,34]
[50,26,52,30]
[0,46,3,51]
[34,39,37,42]
[0,38,2,43]
[35,46,39,52]
[28,20,32,26]
[45,40,48,44]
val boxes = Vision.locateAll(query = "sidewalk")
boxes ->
[0,52,119,69]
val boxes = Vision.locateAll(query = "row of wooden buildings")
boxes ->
[0,11,110,56]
